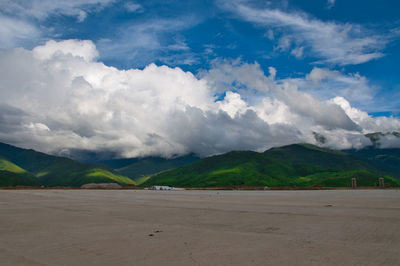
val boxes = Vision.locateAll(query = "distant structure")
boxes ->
[379,178,385,189]
[351,178,357,189]
[146,185,184,191]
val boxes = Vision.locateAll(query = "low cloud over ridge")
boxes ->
[0,40,399,158]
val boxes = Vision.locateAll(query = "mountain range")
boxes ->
[142,144,400,187]
[0,141,399,188]
[0,142,134,187]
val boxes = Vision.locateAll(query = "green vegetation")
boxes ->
[0,170,40,187]
[134,175,151,185]
[344,148,400,178]
[0,142,135,187]
[0,157,27,173]
[86,168,135,185]
[31,161,136,187]
[1,141,400,188]
[292,170,399,187]
[142,144,400,188]
[0,157,39,187]
[100,155,199,183]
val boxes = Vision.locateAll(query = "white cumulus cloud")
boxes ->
[33,39,99,62]
[0,40,399,158]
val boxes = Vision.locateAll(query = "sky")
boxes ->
[0,0,400,159]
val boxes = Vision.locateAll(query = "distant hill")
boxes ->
[142,144,400,188]
[99,155,200,184]
[344,147,400,178]
[0,142,135,187]
[0,156,39,187]
[2,141,400,188]
[265,144,373,174]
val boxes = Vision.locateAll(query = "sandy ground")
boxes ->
[0,190,399,266]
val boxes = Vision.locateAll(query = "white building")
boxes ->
[147,185,184,191]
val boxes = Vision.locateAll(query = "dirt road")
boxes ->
[0,189,399,265]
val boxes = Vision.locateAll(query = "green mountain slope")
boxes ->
[264,144,374,175]
[142,151,296,187]
[36,163,135,187]
[109,155,200,184]
[0,142,135,187]
[0,157,26,173]
[2,141,400,188]
[344,148,400,178]
[0,157,39,187]
[142,144,400,188]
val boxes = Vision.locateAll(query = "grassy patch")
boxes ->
[134,176,151,185]
[0,158,26,174]
[86,168,136,185]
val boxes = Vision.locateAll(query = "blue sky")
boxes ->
[0,0,400,157]
[2,0,399,114]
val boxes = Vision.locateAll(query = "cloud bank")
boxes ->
[0,40,399,158]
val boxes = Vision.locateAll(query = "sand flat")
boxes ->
[0,189,399,265]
